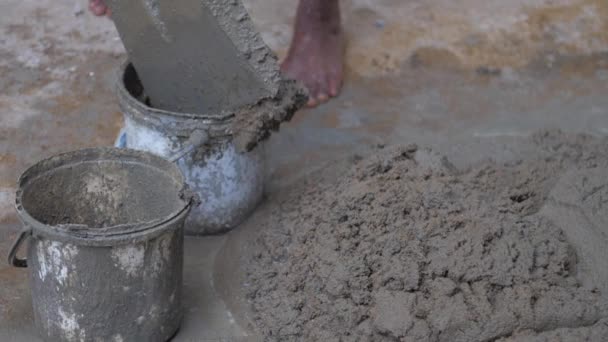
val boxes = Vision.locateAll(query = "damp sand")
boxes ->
[239,130,608,341]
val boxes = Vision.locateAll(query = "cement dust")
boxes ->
[243,130,608,341]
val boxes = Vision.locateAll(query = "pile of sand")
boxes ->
[244,131,608,341]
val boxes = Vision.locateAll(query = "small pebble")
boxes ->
[374,19,386,29]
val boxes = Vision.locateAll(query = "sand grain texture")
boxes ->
[244,131,608,341]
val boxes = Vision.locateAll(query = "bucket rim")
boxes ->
[15,147,194,246]
[116,61,237,122]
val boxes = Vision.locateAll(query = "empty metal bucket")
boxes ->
[8,148,196,342]
[115,62,265,235]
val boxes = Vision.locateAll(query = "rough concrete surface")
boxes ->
[1,0,608,341]
[241,131,608,341]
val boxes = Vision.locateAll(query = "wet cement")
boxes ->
[108,0,307,152]
[107,0,278,113]
[237,131,608,341]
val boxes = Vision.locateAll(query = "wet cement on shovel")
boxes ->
[240,131,608,341]
[107,0,307,152]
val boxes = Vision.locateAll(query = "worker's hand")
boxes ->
[89,0,110,16]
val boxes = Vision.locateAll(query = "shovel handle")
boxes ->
[7,228,30,268]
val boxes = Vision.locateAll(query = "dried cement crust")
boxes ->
[244,131,608,341]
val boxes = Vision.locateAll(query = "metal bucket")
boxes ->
[8,148,196,342]
[116,62,265,235]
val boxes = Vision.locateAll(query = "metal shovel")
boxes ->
[106,0,278,114]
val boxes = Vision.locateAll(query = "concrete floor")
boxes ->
[1,0,608,341]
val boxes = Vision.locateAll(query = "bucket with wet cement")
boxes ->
[115,62,265,235]
[8,147,196,342]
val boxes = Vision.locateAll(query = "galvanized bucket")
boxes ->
[8,148,196,342]
[115,62,265,235]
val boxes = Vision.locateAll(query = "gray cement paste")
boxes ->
[243,131,608,341]
[107,0,307,151]
[108,0,282,112]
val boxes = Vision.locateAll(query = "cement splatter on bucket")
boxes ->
[8,148,196,342]
[115,62,305,235]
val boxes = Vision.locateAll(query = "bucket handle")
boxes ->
[169,130,209,163]
[7,228,31,268]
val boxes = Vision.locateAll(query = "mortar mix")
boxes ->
[242,130,608,341]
